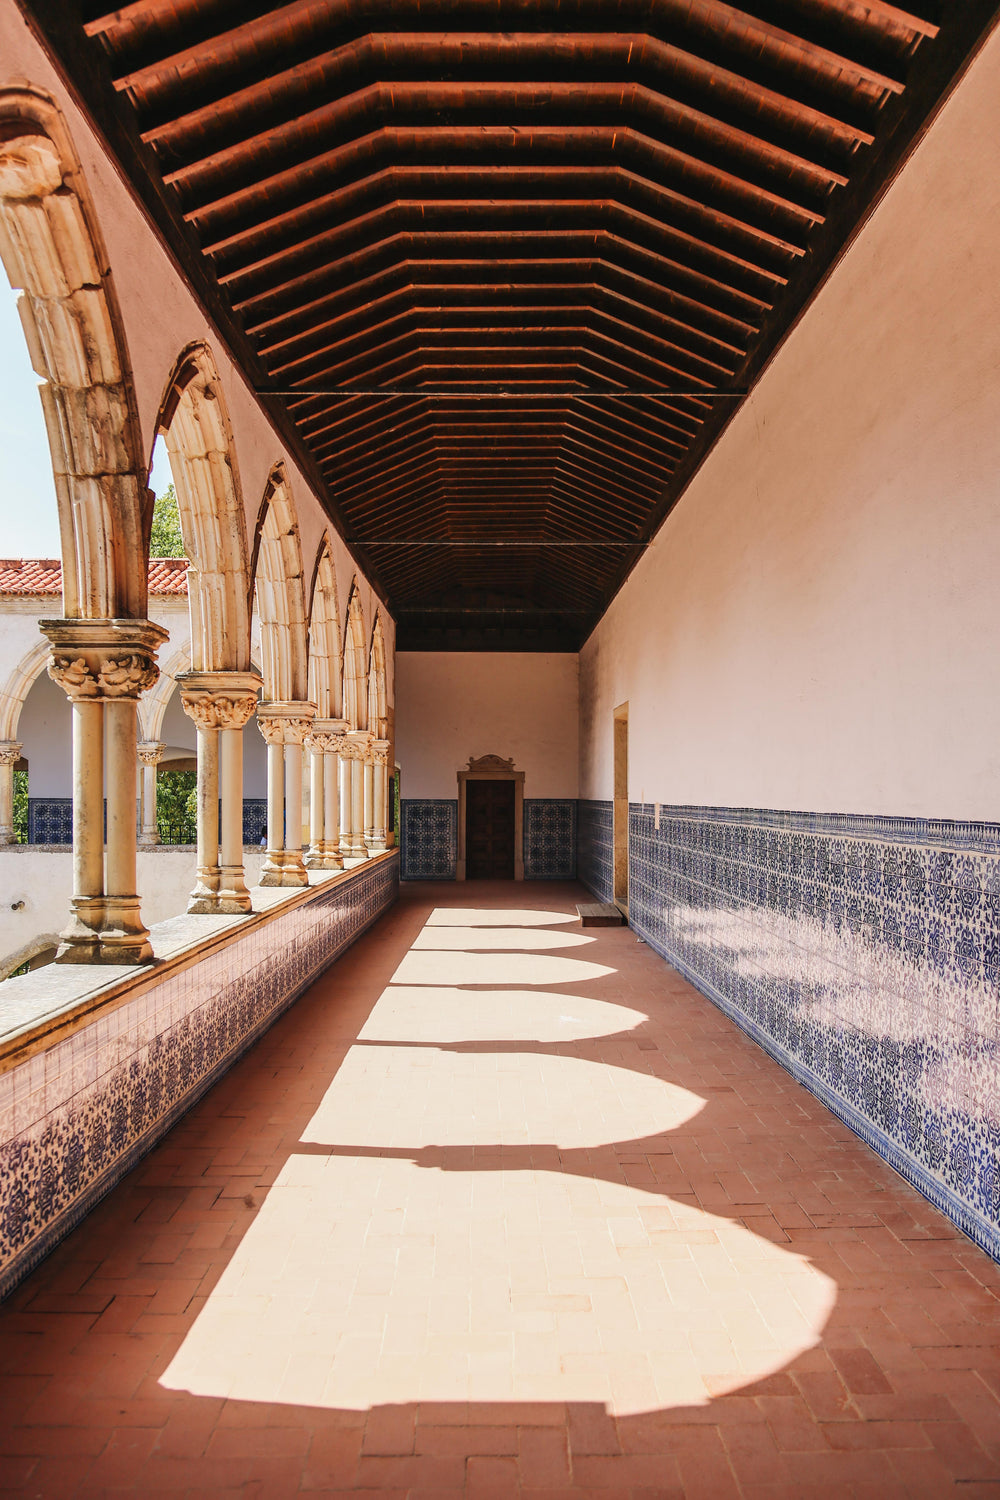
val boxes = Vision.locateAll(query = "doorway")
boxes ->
[466,779,515,878]
[613,703,628,913]
[456,754,525,880]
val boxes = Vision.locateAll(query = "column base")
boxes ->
[217,865,254,913]
[138,831,161,846]
[95,895,154,965]
[305,844,344,870]
[187,866,224,914]
[55,897,104,963]
[260,851,310,886]
[346,842,369,861]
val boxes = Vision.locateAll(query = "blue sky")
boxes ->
[0,279,171,559]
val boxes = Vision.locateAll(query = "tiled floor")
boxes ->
[3,881,1000,1498]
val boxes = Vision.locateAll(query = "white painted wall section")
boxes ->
[580,25,1000,822]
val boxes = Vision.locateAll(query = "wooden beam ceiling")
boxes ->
[19,0,1000,648]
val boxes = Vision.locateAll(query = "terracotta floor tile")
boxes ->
[3,881,1000,1494]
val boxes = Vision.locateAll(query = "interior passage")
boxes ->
[3,883,1000,1497]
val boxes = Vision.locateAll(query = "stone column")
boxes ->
[363,750,375,850]
[257,702,317,886]
[305,718,348,870]
[370,738,391,853]
[342,730,371,862]
[41,618,167,964]
[137,741,164,845]
[338,738,352,862]
[0,741,22,846]
[178,671,262,914]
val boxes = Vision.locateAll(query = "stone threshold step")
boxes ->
[576,901,625,926]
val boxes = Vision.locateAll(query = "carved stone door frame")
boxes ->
[457,754,524,881]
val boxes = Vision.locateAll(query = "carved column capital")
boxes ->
[40,618,168,702]
[257,700,318,747]
[340,730,373,763]
[177,670,263,732]
[0,741,22,767]
[137,741,165,768]
[371,738,391,768]
[307,717,350,755]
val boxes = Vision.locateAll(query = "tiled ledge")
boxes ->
[0,852,399,1299]
[0,853,397,1073]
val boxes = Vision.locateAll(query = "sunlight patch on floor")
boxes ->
[358,987,649,1044]
[160,905,835,1416]
[160,1154,835,1414]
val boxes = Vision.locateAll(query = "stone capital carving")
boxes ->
[49,650,159,701]
[0,741,23,767]
[176,670,262,732]
[182,692,259,732]
[257,700,317,747]
[40,618,168,703]
[137,741,165,768]
[306,717,351,756]
[371,738,391,767]
[339,731,372,763]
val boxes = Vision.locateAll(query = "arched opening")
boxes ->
[307,539,342,720]
[367,612,388,740]
[0,92,148,621]
[343,584,368,732]
[252,464,309,704]
[155,343,251,672]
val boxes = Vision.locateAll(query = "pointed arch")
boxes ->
[0,89,147,619]
[0,638,49,742]
[252,462,309,703]
[367,611,388,738]
[156,342,251,672]
[307,536,342,718]
[343,582,368,730]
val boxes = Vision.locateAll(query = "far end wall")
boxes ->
[395,652,579,879]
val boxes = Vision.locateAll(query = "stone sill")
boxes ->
[1,843,261,853]
[0,850,397,1074]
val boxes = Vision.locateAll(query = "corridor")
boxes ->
[3,882,1000,1498]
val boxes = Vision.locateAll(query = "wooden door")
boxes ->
[465,778,515,878]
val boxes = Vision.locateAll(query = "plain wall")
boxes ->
[396,653,579,799]
[580,24,1000,821]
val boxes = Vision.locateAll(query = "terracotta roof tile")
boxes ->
[0,558,188,596]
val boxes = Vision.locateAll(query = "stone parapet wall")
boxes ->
[0,852,398,1299]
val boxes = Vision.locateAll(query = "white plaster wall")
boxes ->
[16,669,67,795]
[396,653,578,799]
[580,26,1000,822]
[0,6,393,697]
[0,847,265,973]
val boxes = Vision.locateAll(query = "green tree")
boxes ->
[156,768,197,843]
[12,767,27,843]
[149,482,186,558]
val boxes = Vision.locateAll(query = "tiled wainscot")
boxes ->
[578,799,614,903]
[400,800,457,880]
[580,801,1000,1261]
[523,799,577,880]
[0,852,399,1299]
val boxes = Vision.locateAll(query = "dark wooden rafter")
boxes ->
[18,0,1000,648]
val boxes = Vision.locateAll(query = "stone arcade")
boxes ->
[3,3,1000,1494]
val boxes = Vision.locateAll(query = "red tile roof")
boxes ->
[0,558,188,595]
